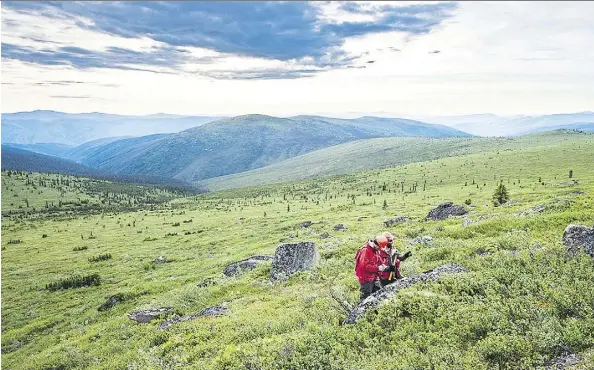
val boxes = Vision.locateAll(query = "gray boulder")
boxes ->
[333,224,347,231]
[299,221,313,228]
[128,307,172,323]
[223,255,273,277]
[563,224,594,258]
[319,232,332,239]
[384,216,410,227]
[425,202,467,221]
[270,242,318,281]
[409,235,433,246]
[157,306,230,331]
[153,256,168,264]
[344,263,468,324]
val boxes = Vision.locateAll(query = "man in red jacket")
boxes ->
[355,235,389,301]
[378,231,412,286]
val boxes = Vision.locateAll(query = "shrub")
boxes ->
[42,234,48,238]
[89,253,112,262]
[73,246,88,251]
[7,239,22,245]
[46,274,100,291]
[143,237,158,242]
[465,199,472,205]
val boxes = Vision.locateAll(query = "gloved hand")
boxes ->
[402,251,412,260]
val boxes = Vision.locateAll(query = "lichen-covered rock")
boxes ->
[153,256,168,264]
[384,216,410,227]
[223,255,273,277]
[270,242,318,281]
[319,232,331,239]
[344,263,468,324]
[299,221,313,228]
[128,307,172,323]
[408,235,433,246]
[543,353,581,369]
[563,224,594,258]
[333,224,347,231]
[425,202,467,221]
[517,205,546,216]
[157,306,230,330]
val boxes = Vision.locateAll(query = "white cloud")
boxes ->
[2,1,594,116]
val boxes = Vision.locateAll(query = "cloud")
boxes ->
[1,1,456,79]
[50,95,93,99]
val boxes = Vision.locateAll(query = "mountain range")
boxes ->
[2,113,471,184]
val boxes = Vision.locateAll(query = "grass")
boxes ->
[1,131,593,369]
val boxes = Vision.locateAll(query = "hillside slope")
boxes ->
[199,131,578,191]
[2,131,593,369]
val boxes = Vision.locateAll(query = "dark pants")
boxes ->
[359,280,381,301]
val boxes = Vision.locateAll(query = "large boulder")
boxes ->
[563,224,594,258]
[128,307,172,323]
[157,305,230,331]
[344,263,468,324]
[270,242,318,281]
[425,202,467,221]
[223,255,273,277]
[543,353,581,369]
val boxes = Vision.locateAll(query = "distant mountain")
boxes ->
[1,110,223,145]
[198,130,592,191]
[1,146,101,176]
[418,112,594,136]
[2,142,74,158]
[1,146,199,191]
[70,114,470,182]
[515,122,594,135]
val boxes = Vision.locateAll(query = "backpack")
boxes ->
[354,241,372,273]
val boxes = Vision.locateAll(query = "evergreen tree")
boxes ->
[493,182,509,206]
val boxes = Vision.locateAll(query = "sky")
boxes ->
[2,1,594,117]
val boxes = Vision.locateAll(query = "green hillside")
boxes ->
[199,130,586,191]
[2,131,593,369]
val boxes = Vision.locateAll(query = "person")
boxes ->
[355,235,389,301]
[378,231,412,287]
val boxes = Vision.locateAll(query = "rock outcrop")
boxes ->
[270,242,318,281]
[563,224,594,258]
[384,216,410,227]
[344,263,468,324]
[299,221,313,228]
[425,202,467,221]
[128,308,172,323]
[408,235,433,246]
[223,255,273,277]
[319,232,331,239]
[333,224,347,231]
[543,353,581,369]
[157,306,230,330]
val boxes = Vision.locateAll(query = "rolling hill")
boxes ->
[1,110,222,145]
[199,130,592,191]
[71,114,470,182]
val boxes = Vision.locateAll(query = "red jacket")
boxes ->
[355,241,381,284]
[378,248,401,280]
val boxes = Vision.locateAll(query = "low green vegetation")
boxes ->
[2,131,593,369]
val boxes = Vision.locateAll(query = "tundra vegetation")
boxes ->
[1,131,594,369]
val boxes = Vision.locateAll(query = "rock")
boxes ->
[319,232,332,239]
[157,306,230,330]
[98,293,132,311]
[463,213,493,227]
[128,307,172,323]
[197,278,216,288]
[270,242,318,281]
[357,217,367,222]
[543,353,581,369]
[563,224,594,258]
[344,263,468,324]
[223,255,273,277]
[435,226,444,232]
[425,202,467,221]
[517,205,545,216]
[153,256,168,264]
[384,216,410,227]
[409,235,433,246]
[299,221,313,228]
[333,224,347,231]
